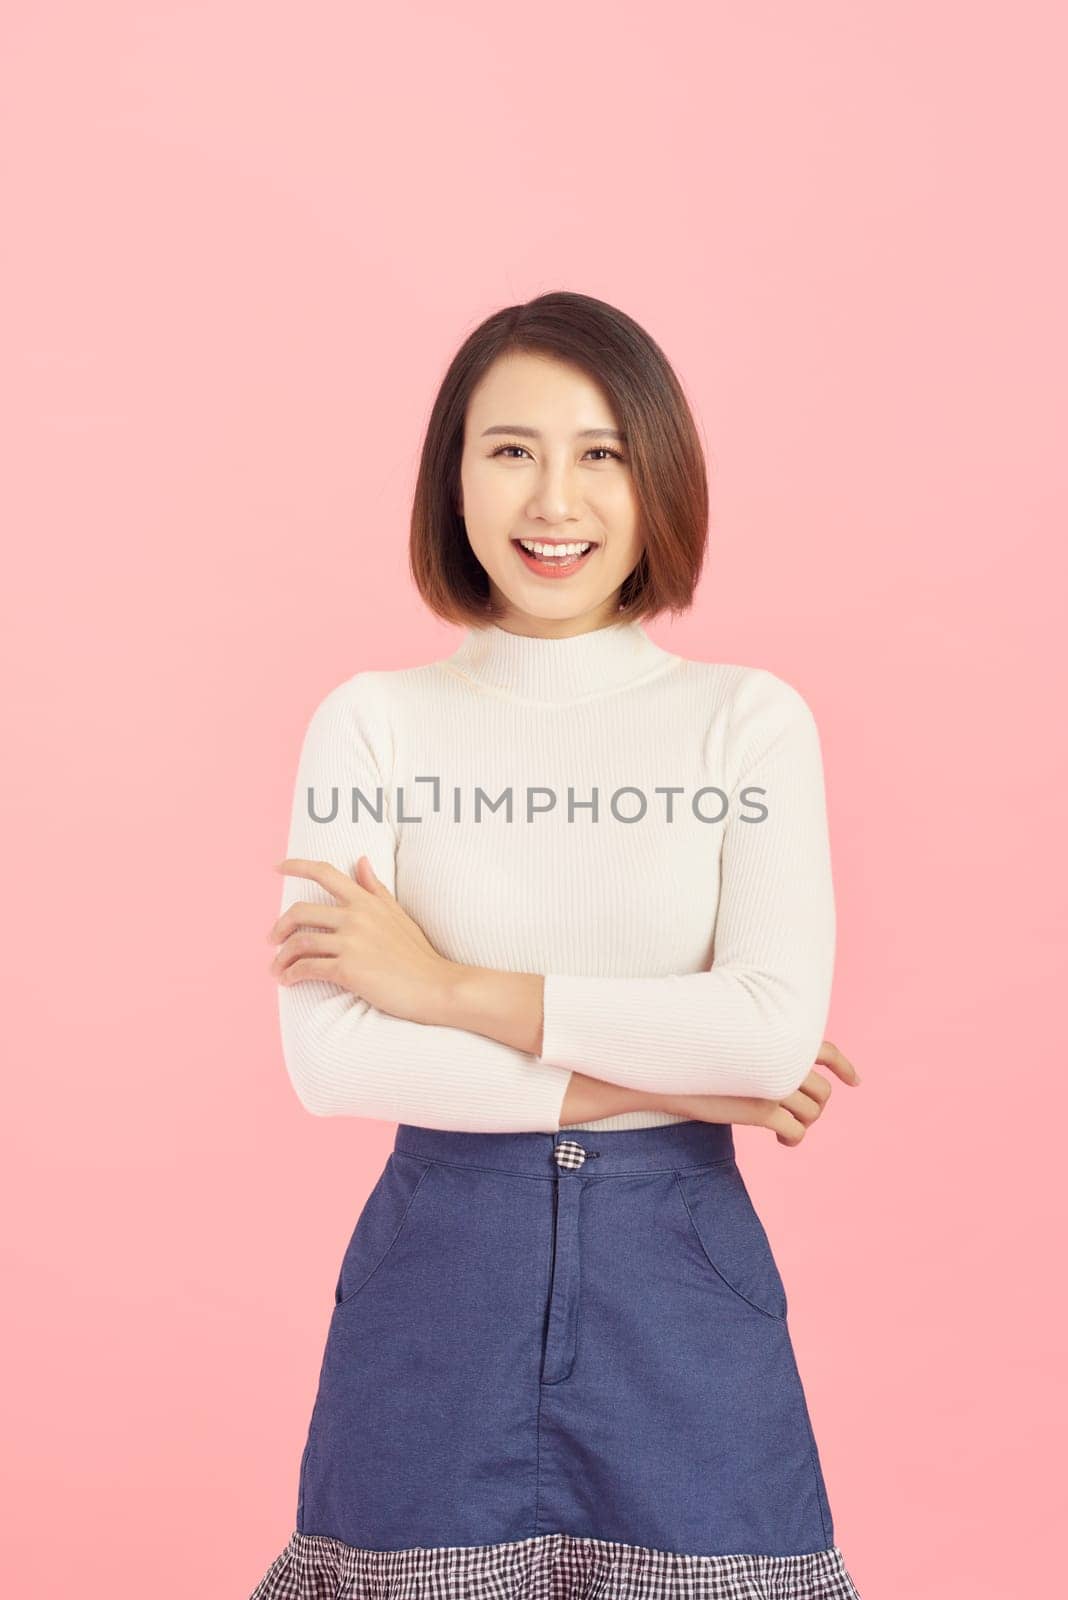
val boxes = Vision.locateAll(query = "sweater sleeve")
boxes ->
[536,670,836,1101]
[276,675,573,1133]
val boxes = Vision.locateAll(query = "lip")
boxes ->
[512,536,600,548]
[511,537,599,579]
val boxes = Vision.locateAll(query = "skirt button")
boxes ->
[554,1139,587,1170]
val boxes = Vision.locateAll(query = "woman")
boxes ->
[251,291,864,1599]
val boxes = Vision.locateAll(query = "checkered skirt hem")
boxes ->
[249,1529,863,1599]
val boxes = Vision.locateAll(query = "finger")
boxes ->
[271,930,338,974]
[795,1071,832,1107]
[355,855,394,898]
[267,902,344,944]
[278,956,347,987]
[767,1104,807,1146]
[274,859,358,904]
[778,1085,825,1126]
[815,1038,862,1085]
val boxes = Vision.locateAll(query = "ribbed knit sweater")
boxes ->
[275,620,836,1134]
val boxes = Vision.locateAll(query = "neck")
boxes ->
[444,616,674,704]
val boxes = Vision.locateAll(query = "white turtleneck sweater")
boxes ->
[275,621,836,1134]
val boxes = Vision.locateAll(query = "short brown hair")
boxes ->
[409,291,709,627]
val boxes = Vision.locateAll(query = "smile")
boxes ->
[511,538,599,578]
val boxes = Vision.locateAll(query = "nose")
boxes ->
[525,468,586,525]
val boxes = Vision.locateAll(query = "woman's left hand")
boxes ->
[268,856,458,1025]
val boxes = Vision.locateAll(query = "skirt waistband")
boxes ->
[394,1118,735,1177]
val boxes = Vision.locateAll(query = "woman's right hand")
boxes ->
[665,1039,861,1147]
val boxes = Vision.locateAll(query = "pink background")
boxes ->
[3,4,1065,1596]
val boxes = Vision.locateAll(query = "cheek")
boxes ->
[604,541,644,582]
[463,470,525,525]
[597,477,639,516]
[459,514,512,583]
[597,489,643,548]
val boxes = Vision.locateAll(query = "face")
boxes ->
[457,351,645,637]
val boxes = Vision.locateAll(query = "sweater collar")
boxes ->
[444,618,673,704]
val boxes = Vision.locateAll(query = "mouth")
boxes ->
[511,537,600,578]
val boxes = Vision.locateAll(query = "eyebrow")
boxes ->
[481,424,627,442]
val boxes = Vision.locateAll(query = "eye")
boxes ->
[488,443,627,463]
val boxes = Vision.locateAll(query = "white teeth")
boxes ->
[518,540,593,557]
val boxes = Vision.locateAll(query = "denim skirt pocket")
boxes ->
[672,1157,789,1321]
[333,1152,435,1311]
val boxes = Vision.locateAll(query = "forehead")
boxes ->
[466,351,617,430]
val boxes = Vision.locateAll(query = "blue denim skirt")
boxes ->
[250,1119,862,1599]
